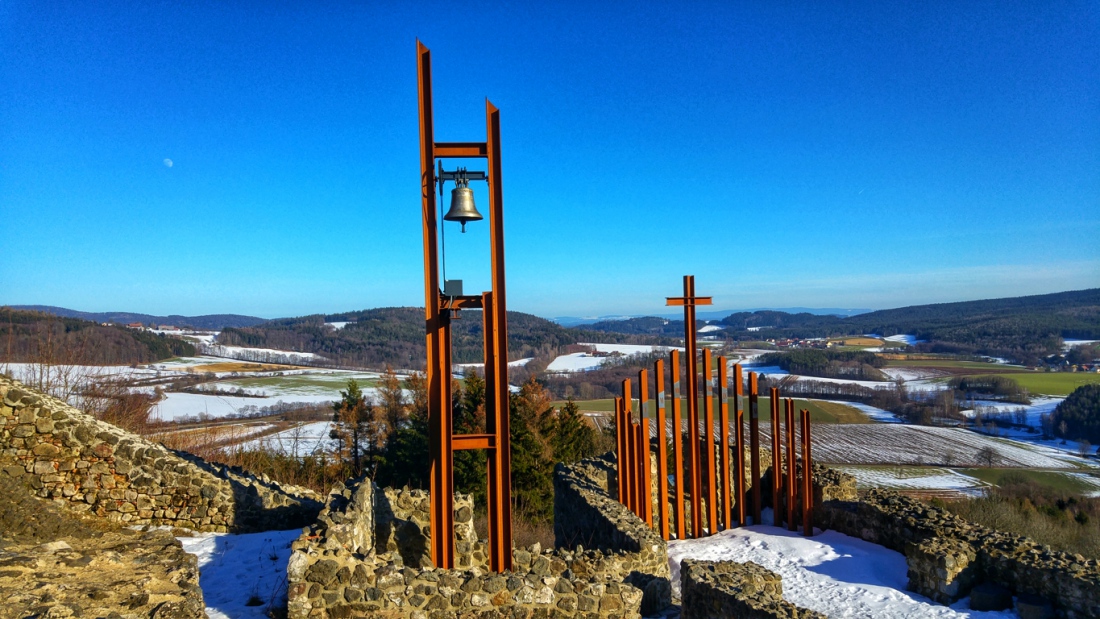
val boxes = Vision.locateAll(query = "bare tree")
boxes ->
[976,446,999,468]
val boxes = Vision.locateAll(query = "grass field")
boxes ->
[981,372,1100,396]
[219,374,381,391]
[553,397,869,424]
[885,359,1027,371]
[829,337,884,347]
[960,468,1100,495]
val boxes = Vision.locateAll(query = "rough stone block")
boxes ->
[970,582,1012,611]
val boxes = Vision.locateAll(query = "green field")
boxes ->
[218,374,380,391]
[552,397,870,424]
[886,359,1027,371]
[961,468,1100,495]
[981,372,1100,396]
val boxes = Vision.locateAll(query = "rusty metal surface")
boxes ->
[718,358,731,531]
[639,369,653,526]
[749,372,761,525]
[801,407,814,536]
[770,387,782,525]
[671,350,685,540]
[785,398,796,531]
[666,276,711,538]
[733,363,746,527]
[654,359,669,540]
[703,349,717,534]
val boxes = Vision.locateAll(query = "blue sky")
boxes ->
[2,2,1097,319]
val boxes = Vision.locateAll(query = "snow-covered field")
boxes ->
[178,529,301,619]
[239,421,336,456]
[545,343,682,373]
[202,344,326,364]
[1063,339,1099,351]
[153,391,340,421]
[668,523,1013,618]
[836,467,990,497]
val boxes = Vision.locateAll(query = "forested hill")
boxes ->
[586,289,1100,364]
[217,307,674,369]
[0,309,196,364]
[10,305,266,330]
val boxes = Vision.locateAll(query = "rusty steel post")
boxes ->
[615,396,625,504]
[718,357,731,531]
[785,399,796,532]
[484,99,512,572]
[733,363,745,527]
[418,42,455,569]
[801,408,814,536]
[622,378,636,515]
[639,369,653,526]
[749,372,761,525]
[670,350,686,539]
[654,359,669,539]
[702,349,717,534]
[770,387,782,527]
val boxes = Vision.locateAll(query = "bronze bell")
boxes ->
[443,182,483,232]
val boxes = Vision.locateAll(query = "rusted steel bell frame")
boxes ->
[417,40,512,572]
[612,276,817,540]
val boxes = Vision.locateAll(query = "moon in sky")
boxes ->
[163,158,173,168]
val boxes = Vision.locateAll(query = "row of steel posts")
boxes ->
[614,349,815,539]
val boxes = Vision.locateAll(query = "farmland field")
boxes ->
[979,372,1100,396]
[960,467,1100,495]
[554,397,870,424]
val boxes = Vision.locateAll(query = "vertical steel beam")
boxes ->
[770,387,782,527]
[670,350,686,539]
[418,41,455,570]
[702,349,717,534]
[785,399,796,532]
[639,369,653,526]
[485,99,512,572]
[749,372,761,525]
[654,359,669,540]
[801,408,814,537]
[615,396,625,504]
[718,357,731,531]
[733,364,746,527]
[622,378,635,515]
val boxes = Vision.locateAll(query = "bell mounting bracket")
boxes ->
[437,161,487,198]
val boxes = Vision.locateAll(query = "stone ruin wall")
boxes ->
[817,487,1100,618]
[679,559,825,619]
[0,376,322,532]
[287,454,674,619]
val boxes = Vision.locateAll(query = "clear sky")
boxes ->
[2,2,1097,320]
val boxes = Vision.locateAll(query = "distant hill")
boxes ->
[554,307,870,326]
[0,309,195,365]
[217,307,673,370]
[581,289,1100,365]
[9,306,266,330]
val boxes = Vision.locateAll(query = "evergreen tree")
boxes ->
[376,372,430,488]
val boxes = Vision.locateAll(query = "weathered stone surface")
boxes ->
[0,376,323,533]
[970,582,1012,611]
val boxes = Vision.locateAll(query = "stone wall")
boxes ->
[0,473,206,619]
[287,454,675,619]
[679,559,825,619]
[0,376,322,532]
[817,487,1100,618]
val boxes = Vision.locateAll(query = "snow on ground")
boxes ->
[203,344,325,363]
[667,524,1013,618]
[880,367,947,382]
[239,421,337,456]
[178,529,301,619]
[842,402,906,423]
[959,397,1061,425]
[153,392,340,421]
[698,325,724,333]
[1063,339,1099,351]
[455,358,534,370]
[580,343,680,355]
[836,467,989,497]
[545,352,605,373]
[883,334,926,346]
[325,322,350,330]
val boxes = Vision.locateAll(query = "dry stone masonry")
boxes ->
[817,487,1100,618]
[679,559,825,619]
[0,376,322,532]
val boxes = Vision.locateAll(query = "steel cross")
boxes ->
[666,275,712,536]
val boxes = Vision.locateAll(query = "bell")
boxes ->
[444,185,483,232]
